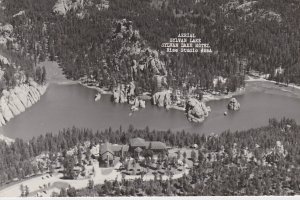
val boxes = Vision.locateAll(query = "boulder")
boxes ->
[185,98,211,123]
[112,89,120,103]
[131,97,146,110]
[153,75,168,89]
[127,82,135,96]
[139,100,146,108]
[112,85,127,103]
[228,98,240,111]
[112,83,135,104]
[131,105,139,112]
[0,55,10,65]
[134,98,140,107]
[148,57,167,76]
[112,89,121,103]
[152,91,171,108]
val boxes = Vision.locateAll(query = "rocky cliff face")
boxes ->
[0,79,47,126]
[152,90,172,108]
[185,98,211,123]
[112,82,146,111]
[111,19,168,88]
[53,0,109,17]
[130,97,146,111]
[133,97,145,108]
[105,18,170,112]
[228,97,240,111]
[221,0,282,22]
[112,82,135,103]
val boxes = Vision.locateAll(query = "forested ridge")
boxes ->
[0,118,300,195]
[0,0,47,93]
[2,0,299,95]
[0,46,46,93]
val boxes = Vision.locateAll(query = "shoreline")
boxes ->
[78,81,245,113]
[79,75,300,108]
[0,82,48,144]
[2,66,299,145]
[246,75,300,91]
[169,88,246,112]
[202,88,245,103]
[246,75,300,100]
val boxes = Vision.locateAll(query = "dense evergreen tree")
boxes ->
[4,0,298,95]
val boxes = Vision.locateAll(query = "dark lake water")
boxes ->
[1,81,300,140]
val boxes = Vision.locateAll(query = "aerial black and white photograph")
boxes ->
[0,0,300,197]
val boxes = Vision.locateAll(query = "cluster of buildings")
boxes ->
[98,137,167,167]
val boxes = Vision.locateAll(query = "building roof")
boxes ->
[135,147,143,153]
[129,138,167,150]
[148,141,167,150]
[102,151,114,161]
[100,142,114,156]
[129,137,147,147]
[99,142,114,160]
[100,142,129,157]
[111,144,129,152]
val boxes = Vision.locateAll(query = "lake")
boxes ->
[1,78,300,140]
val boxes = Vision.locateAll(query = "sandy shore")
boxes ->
[40,61,77,84]
[202,88,245,103]
[246,75,300,91]
[246,75,300,99]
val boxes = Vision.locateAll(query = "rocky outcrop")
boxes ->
[0,134,14,145]
[109,19,169,110]
[133,97,145,108]
[221,0,282,23]
[111,82,146,112]
[0,79,47,126]
[112,86,127,103]
[130,97,146,111]
[185,98,211,123]
[152,90,171,108]
[112,82,135,103]
[94,93,101,101]
[139,100,146,108]
[112,19,168,90]
[53,0,109,17]
[0,23,14,46]
[147,50,167,76]
[227,97,240,111]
